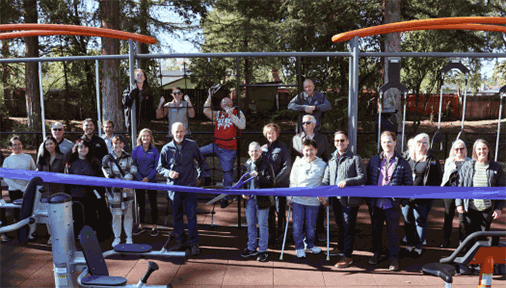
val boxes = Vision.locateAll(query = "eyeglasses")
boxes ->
[302,121,312,125]
[52,128,62,131]
[455,147,465,151]
[335,139,346,143]
[173,91,181,95]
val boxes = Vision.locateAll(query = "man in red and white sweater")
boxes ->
[201,89,246,206]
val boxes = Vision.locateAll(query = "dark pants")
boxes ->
[401,199,432,249]
[268,196,286,244]
[315,205,325,235]
[0,190,23,226]
[95,187,113,239]
[332,198,359,258]
[135,189,158,225]
[463,207,494,240]
[443,199,466,242]
[72,193,100,239]
[371,206,401,258]
[172,192,199,245]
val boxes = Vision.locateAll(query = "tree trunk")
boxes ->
[382,0,403,148]
[24,0,41,132]
[100,0,123,130]
[138,0,149,72]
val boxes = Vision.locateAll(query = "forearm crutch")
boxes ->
[279,206,291,260]
[326,205,330,261]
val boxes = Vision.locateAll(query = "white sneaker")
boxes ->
[306,246,322,254]
[126,238,133,245]
[296,249,306,258]
[112,238,121,247]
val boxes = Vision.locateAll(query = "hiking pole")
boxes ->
[326,205,330,261]
[279,206,291,260]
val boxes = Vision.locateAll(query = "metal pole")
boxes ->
[236,56,241,230]
[296,56,302,134]
[495,93,504,162]
[401,92,407,152]
[349,36,359,153]
[378,92,383,154]
[438,73,444,130]
[128,39,137,149]
[95,60,102,137]
[38,62,46,137]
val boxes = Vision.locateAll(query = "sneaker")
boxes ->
[47,236,52,245]
[306,246,322,254]
[240,249,258,258]
[401,235,407,244]
[422,239,427,246]
[150,228,159,237]
[412,248,423,258]
[256,252,268,262]
[126,237,133,244]
[368,252,381,265]
[328,246,343,256]
[112,238,121,247]
[169,241,185,252]
[389,258,399,271]
[406,245,414,252]
[191,244,201,256]
[1,234,11,242]
[335,257,353,268]
[296,249,306,258]
[132,226,146,236]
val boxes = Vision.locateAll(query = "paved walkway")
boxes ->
[1,191,505,288]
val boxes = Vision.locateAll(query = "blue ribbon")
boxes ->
[0,168,505,199]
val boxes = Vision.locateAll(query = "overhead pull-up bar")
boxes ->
[332,17,506,42]
[0,24,157,44]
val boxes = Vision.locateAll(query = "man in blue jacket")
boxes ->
[288,79,332,132]
[157,122,207,256]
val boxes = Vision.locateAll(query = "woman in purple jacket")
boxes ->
[132,128,160,236]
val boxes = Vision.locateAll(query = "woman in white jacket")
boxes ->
[288,139,328,258]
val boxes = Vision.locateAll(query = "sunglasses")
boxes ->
[173,91,181,95]
[455,147,465,151]
[335,139,346,143]
[52,128,63,131]
[302,121,312,125]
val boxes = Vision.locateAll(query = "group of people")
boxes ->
[0,77,503,272]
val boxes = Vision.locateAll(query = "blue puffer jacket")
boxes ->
[366,151,413,209]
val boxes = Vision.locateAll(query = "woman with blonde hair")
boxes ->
[440,139,470,248]
[132,128,160,236]
[402,133,442,258]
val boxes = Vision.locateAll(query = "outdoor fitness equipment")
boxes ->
[47,192,187,288]
[377,57,409,153]
[422,230,506,288]
[431,59,470,151]
[0,177,49,243]
[494,85,506,162]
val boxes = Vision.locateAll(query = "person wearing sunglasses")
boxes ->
[123,69,155,132]
[156,86,195,135]
[291,114,330,242]
[439,139,470,248]
[288,78,332,132]
[322,131,366,268]
[37,122,74,162]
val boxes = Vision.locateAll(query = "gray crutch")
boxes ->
[279,205,291,260]
[326,205,330,261]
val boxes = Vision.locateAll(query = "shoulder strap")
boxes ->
[109,154,125,178]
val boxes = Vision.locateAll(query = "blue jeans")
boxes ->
[171,192,199,245]
[246,198,269,252]
[292,202,319,250]
[401,200,432,249]
[200,143,236,188]
[331,198,359,258]
[371,206,401,258]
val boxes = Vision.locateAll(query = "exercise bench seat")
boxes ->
[114,243,152,253]
[79,225,127,286]
[422,262,456,284]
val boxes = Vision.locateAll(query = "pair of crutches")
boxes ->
[279,205,330,261]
